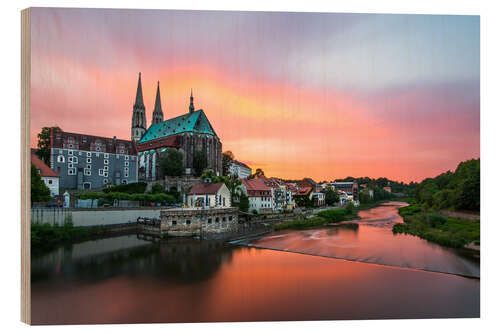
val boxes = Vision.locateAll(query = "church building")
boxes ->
[131,73,222,181]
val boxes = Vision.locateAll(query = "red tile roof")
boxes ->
[241,178,272,197]
[295,187,312,196]
[188,183,224,195]
[31,153,59,178]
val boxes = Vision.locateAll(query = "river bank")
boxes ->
[392,203,480,250]
[274,200,393,231]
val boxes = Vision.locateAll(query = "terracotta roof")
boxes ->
[188,183,223,195]
[295,187,312,196]
[31,152,59,178]
[51,128,137,155]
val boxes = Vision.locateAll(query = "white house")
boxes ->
[240,178,273,213]
[187,182,231,208]
[31,152,60,197]
[229,160,252,179]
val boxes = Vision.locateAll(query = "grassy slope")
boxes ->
[393,203,480,248]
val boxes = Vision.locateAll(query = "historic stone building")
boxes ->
[48,128,138,190]
[131,73,223,181]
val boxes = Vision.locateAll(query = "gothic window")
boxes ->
[57,155,65,163]
[121,179,127,184]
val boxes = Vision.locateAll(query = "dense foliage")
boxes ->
[160,149,184,177]
[36,126,61,165]
[31,222,93,251]
[31,164,51,203]
[151,183,165,194]
[393,203,479,248]
[102,182,147,194]
[334,176,415,196]
[222,151,234,176]
[77,191,175,205]
[193,150,208,177]
[238,194,250,213]
[413,159,479,212]
[275,208,358,230]
[324,185,340,206]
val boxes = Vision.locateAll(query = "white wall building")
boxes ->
[229,160,252,179]
[240,178,273,213]
[187,182,231,208]
[31,152,60,197]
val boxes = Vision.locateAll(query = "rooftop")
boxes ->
[138,110,217,143]
[188,183,224,195]
[31,152,59,178]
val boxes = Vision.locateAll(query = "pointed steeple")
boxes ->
[134,72,144,108]
[152,81,164,126]
[189,88,195,113]
[131,72,147,142]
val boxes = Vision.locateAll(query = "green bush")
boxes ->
[102,182,147,194]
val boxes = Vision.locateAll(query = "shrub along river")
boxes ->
[31,202,479,324]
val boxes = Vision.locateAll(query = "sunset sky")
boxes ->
[30,8,480,183]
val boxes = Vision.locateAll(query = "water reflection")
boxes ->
[249,202,479,277]
[31,204,480,324]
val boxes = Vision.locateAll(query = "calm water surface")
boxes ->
[31,202,479,324]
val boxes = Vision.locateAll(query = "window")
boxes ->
[216,217,220,223]
[103,179,108,184]
[104,159,109,165]
[87,152,91,157]
[121,179,127,184]
[84,169,91,176]
[79,151,82,156]
[222,217,226,222]
[57,155,65,163]
[172,220,177,226]
[87,158,92,164]
[208,218,212,224]
[229,216,233,221]
[104,153,109,158]
[103,171,108,177]
[186,220,191,225]
[70,156,78,163]
[68,163,74,168]
[124,173,129,178]
[68,168,76,175]
[86,164,91,169]
[48,179,52,185]
[125,161,129,167]
[104,166,108,171]
[68,150,73,155]
[99,169,104,176]
[125,155,129,160]
[96,152,100,157]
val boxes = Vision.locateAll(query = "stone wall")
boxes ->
[160,207,238,237]
[163,175,202,194]
[31,207,162,227]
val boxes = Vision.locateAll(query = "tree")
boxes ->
[151,183,165,194]
[31,164,51,203]
[251,168,265,179]
[36,126,61,165]
[238,194,249,213]
[193,150,208,177]
[222,151,234,176]
[160,149,184,177]
[324,185,340,206]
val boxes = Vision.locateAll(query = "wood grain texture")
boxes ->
[21,7,31,325]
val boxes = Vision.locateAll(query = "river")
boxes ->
[31,202,479,324]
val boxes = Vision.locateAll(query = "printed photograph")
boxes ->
[27,8,479,324]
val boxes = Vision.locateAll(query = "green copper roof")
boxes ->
[138,110,217,143]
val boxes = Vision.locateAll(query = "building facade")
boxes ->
[31,152,59,197]
[49,128,138,190]
[240,178,273,213]
[186,182,231,208]
[229,160,252,179]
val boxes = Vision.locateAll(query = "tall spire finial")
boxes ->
[189,88,195,113]
[152,80,164,125]
[134,72,144,108]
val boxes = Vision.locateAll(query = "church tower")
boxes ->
[131,72,147,142]
[151,81,164,126]
[189,89,195,113]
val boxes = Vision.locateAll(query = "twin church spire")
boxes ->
[131,72,196,142]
